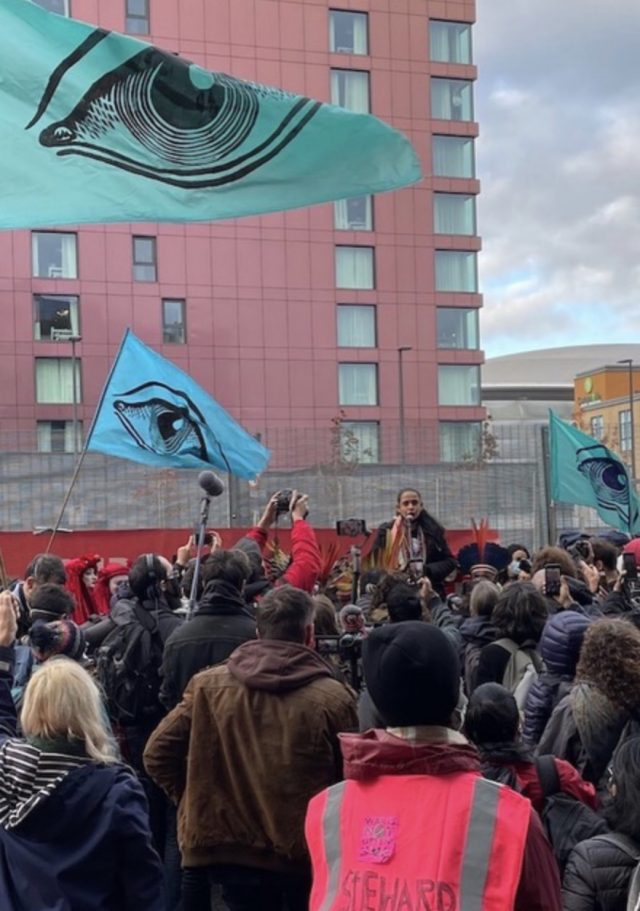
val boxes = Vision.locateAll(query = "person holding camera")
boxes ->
[244,489,321,594]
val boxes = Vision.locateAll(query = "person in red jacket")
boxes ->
[464,682,597,813]
[306,622,562,911]
[246,490,321,593]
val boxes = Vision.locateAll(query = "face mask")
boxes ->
[508,561,521,577]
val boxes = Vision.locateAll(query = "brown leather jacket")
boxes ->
[143,638,357,872]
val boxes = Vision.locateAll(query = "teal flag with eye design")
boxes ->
[0,0,421,228]
[86,330,270,480]
[549,410,640,534]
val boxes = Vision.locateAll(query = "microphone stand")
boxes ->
[350,544,361,605]
[187,491,212,621]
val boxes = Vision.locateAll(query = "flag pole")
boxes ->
[541,421,557,545]
[45,330,130,553]
[44,443,91,553]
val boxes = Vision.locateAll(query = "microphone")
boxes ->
[198,470,225,498]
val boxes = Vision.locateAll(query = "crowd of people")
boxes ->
[1,487,640,909]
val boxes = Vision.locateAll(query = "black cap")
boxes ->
[362,622,460,727]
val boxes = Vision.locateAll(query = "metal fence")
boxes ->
[0,421,609,549]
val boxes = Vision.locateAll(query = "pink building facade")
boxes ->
[0,0,483,467]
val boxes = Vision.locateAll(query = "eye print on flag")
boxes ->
[27,33,321,188]
[575,444,638,529]
[112,382,210,461]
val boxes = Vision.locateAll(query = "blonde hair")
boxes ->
[21,658,117,764]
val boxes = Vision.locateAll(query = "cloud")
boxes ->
[474,0,640,356]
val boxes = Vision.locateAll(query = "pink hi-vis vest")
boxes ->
[305,771,530,911]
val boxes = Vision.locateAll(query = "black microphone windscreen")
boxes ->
[198,470,225,497]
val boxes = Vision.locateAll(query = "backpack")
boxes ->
[495,638,543,710]
[596,833,640,911]
[95,601,165,725]
[535,754,608,872]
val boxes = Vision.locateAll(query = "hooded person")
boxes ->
[64,554,101,625]
[305,622,562,911]
[93,562,131,617]
[143,584,357,911]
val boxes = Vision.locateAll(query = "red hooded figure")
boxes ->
[93,562,131,616]
[64,554,101,624]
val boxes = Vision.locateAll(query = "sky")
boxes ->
[473,0,640,358]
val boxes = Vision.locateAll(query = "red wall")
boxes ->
[0,526,491,580]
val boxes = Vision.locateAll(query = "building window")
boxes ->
[132,236,157,281]
[433,135,475,178]
[336,246,374,289]
[33,294,79,341]
[37,420,82,453]
[438,365,480,406]
[434,193,476,236]
[435,251,477,293]
[334,196,373,231]
[620,410,632,452]
[437,308,479,349]
[125,0,149,34]
[329,10,368,54]
[590,415,604,441]
[162,299,186,344]
[339,363,378,406]
[32,0,69,12]
[440,421,482,462]
[337,305,376,347]
[431,78,473,121]
[429,20,472,64]
[331,69,370,113]
[341,421,379,463]
[35,358,82,404]
[32,232,77,279]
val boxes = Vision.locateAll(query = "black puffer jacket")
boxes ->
[523,611,591,746]
[563,833,640,911]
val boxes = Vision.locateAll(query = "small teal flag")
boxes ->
[0,0,421,228]
[86,330,270,480]
[549,410,640,534]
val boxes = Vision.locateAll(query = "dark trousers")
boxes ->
[182,864,310,911]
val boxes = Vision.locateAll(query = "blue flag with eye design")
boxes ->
[0,0,420,228]
[86,330,270,480]
[549,410,640,534]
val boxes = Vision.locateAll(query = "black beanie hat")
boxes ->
[363,622,460,727]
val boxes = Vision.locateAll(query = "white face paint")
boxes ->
[82,567,98,588]
[108,574,128,595]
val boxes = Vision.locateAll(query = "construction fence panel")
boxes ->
[0,421,610,549]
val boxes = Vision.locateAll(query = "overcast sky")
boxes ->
[474,0,640,357]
